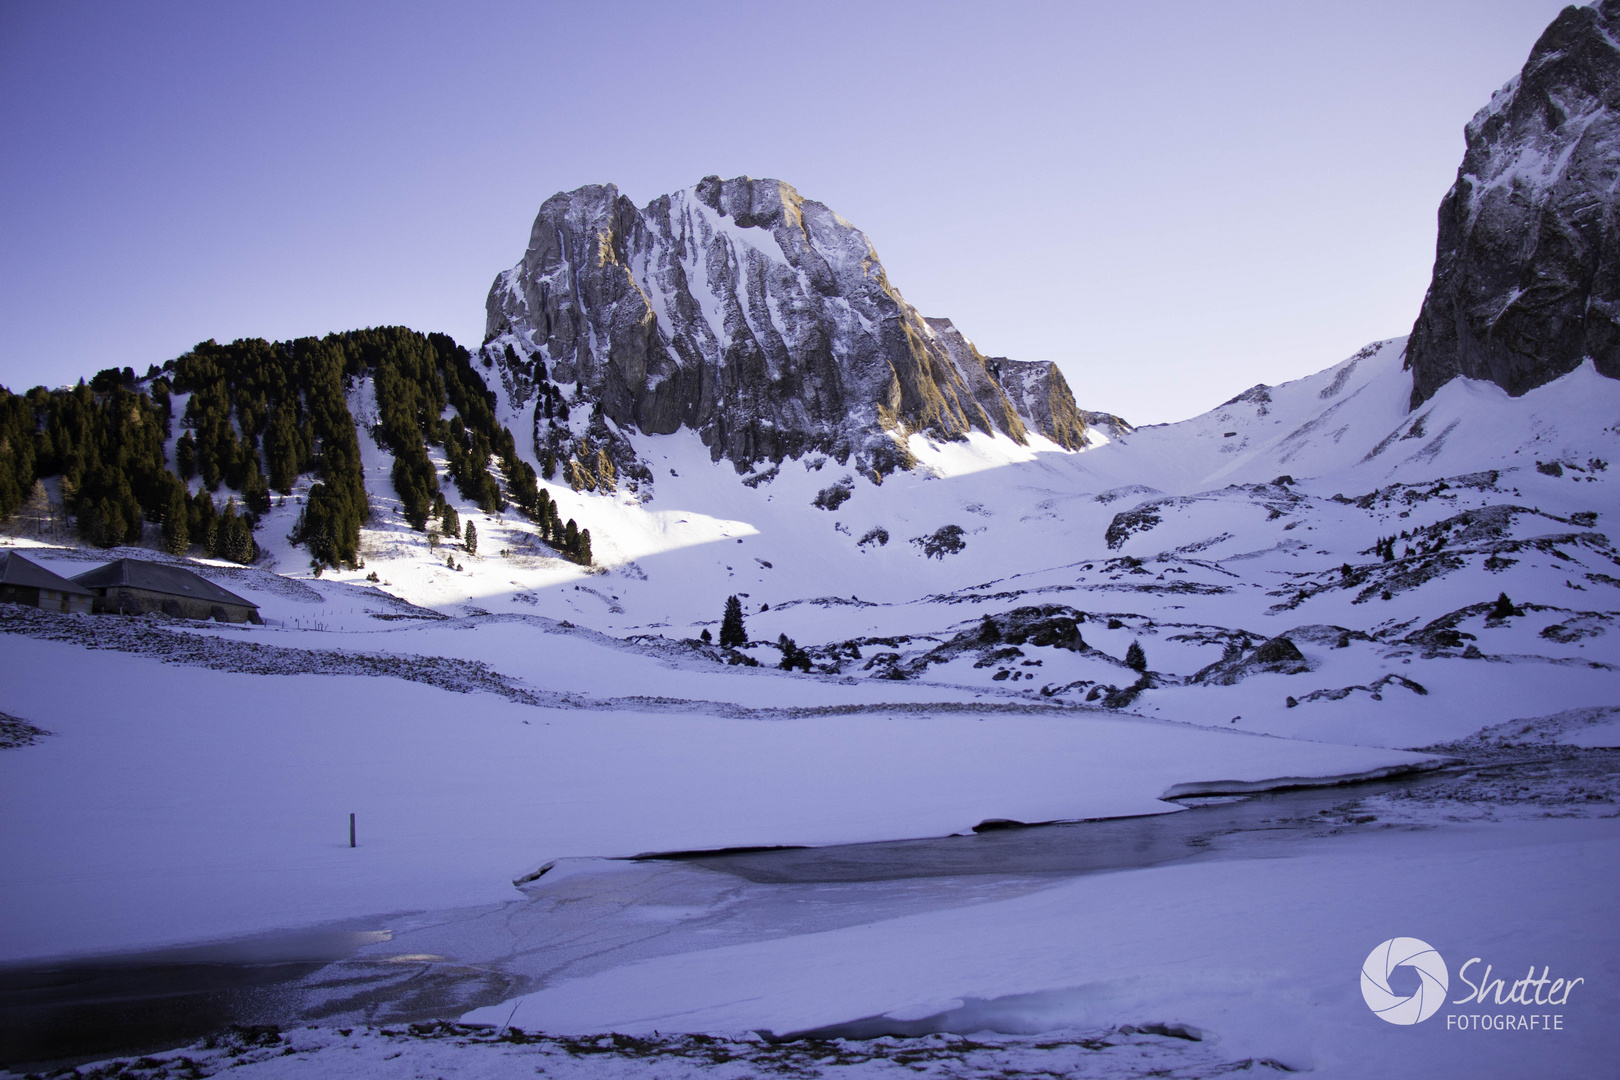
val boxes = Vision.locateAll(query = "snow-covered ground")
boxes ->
[0,624,1437,964]
[2,343,1617,1077]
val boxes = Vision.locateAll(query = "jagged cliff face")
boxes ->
[486,176,1087,474]
[1406,0,1620,407]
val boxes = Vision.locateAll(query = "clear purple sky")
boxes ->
[0,0,1569,424]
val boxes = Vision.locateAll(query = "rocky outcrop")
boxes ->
[486,176,1088,474]
[986,355,1088,449]
[1079,410,1134,443]
[1191,634,1312,685]
[1406,0,1620,407]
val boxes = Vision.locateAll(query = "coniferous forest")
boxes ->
[0,327,591,569]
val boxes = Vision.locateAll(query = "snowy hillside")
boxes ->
[4,313,1618,1080]
[4,332,1615,962]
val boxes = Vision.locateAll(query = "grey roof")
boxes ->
[0,551,95,595]
[71,559,259,609]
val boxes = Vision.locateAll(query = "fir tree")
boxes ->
[1125,639,1147,672]
[161,481,189,555]
[464,520,477,556]
[699,628,712,644]
[979,614,1000,643]
[719,595,747,648]
[777,634,811,672]
[176,431,197,480]
[1491,592,1517,619]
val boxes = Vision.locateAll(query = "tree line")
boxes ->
[0,327,594,568]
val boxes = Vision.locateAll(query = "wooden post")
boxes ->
[349,813,356,848]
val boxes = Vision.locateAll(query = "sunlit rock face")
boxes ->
[486,175,1088,474]
[1406,0,1620,408]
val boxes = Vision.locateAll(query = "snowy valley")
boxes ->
[4,4,1620,1077]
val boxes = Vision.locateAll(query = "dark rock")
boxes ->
[1193,634,1312,685]
[1406,1,1620,407]
[812,476,854,510]
[911,524,967,559]
[1105,504,1161,550]
[1252,636,1305,664]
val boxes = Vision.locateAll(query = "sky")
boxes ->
[0,0,1572,425]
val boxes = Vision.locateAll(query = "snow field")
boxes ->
[0,633,1435,964]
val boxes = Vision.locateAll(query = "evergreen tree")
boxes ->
[577,528,591,565]
[719,595,747,648]
[218,497,255,564]
[1491,592,1517,619]
[441,502,461,540]
[1125,639,1147,672]
[175,431,197,480]
[161,480,189,555]
[241,458,271,515]
[777,634,811,672]
[979,614,1000,643]
[464,520,478,556]
[700,628,712,644]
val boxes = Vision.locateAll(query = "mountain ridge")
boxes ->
[484,176,1091,482]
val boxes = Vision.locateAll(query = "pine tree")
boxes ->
[777,634,811,672]
[442,502,460,540]
[700,628,712,644]
[176,431,197,480]
[720,595,747,648]
[162,481,189,555]
[219,498,255,564]
[1491,592,1517,620]
[464,520,477,556]
[1125,639,1147,672]
[979,614,1000,643]
[577,528,591,565]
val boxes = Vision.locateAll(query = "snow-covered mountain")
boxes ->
[1406,0,1620,405]
[483,175,1090,484]
[3,5,1619,1073]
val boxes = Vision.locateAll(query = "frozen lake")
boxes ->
[12,752,1611,1071]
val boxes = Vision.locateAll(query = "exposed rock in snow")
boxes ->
[1406,0,1620,406]
[486,176,1089,475]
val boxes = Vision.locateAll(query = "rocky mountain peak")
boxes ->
[485,176,1092,480]
[1405,0,1620,407]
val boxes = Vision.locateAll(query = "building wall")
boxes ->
[93,587,260,623]
[42,587,93,615]
[0,584,92,614]
[1,584,40,608]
